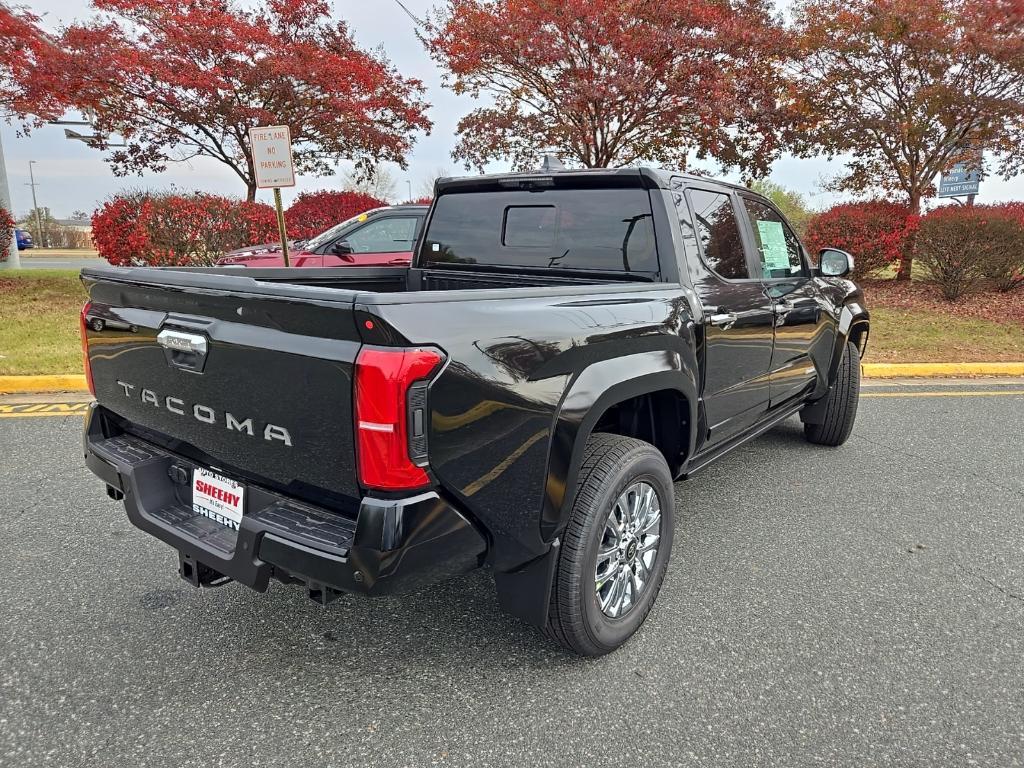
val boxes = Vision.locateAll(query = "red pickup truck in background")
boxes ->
[216,204,428,268]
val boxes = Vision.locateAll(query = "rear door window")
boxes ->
[687,189,750,280]
[422,188,659,275]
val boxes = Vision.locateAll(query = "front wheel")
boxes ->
[545,434,675,656]
[804,340,861,446]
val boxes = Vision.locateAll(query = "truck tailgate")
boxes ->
[82,268,364,503]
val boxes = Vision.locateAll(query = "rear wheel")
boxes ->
[545,434,674,656]
[804,340,861,446]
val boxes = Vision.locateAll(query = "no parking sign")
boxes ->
[248,125,295,265]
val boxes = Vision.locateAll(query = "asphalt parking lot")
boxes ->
[2,380,1023,767]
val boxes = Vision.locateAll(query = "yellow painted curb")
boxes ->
[862,362,1024,378]
[1,363,1023,394]
[0,375,89,394]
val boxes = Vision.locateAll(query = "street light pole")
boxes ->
[406,179,412,201]
[0,131,20,269]
[27,160,44,248]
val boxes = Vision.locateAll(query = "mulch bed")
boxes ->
[861,278,1024,326]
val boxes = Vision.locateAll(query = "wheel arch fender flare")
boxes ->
[494,350,696,629]
[806,301,869,417]
[540,349,698,545]
[829,302,870,384]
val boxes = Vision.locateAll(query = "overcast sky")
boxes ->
[3,0,1021,218]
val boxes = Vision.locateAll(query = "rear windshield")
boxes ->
[420,188,659,275]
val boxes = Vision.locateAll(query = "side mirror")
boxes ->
[332,240,354,255]
[819,248,854,277]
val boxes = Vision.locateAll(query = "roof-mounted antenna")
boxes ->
[539,153,565,172]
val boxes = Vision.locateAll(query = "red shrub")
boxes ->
[804,201,918,278]
[284,190,385,240]
[92,192,277,266]
[998,202,1024,227]
[978,204,1024,291]
[915,205,1024,298]
[232,200,280,246]
[91,192,155,266]
[0,207,16,262]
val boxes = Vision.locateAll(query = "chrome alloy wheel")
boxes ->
[595,481,662,618]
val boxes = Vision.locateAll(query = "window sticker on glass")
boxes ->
[756,220,790,272]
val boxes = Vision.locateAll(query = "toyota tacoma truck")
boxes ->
[81,167,869,655]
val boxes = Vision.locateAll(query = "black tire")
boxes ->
[804,340,861,446]
[545,433,674,656]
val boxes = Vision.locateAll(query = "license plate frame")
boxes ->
[192,467,245,530]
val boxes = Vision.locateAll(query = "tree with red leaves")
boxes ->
[426,0,794,174]
[0,4,68,123]
[0,4,72,267]
[792,0,1024,280]
[59,0,432,200]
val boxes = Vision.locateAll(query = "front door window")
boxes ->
[741,199,808,280]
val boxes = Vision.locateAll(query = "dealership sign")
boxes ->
[938,150,983,198]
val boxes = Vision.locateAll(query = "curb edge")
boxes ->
[4,363,1024,394]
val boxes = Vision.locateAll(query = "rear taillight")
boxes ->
[80,301,96,397]
[354,346,444,492]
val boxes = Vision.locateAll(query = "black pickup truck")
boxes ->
[81,167,869,655]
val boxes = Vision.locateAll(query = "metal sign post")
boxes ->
[248,125,296,267]
[273,188,289,266]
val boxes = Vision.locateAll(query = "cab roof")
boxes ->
[433,166,752,195]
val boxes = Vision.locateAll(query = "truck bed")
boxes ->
[109,264,647,294]
[80,263,673,513]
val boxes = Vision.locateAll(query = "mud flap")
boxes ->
[493,540,560,627]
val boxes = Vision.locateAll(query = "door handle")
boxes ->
[708,312,738,329]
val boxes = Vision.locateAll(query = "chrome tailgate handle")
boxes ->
[157,329,208,356]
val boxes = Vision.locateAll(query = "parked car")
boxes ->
[216,204,428,268]
[15,228,33,250]
[80,167,868,655]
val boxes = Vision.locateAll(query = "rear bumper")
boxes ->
[83,404,486,598]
